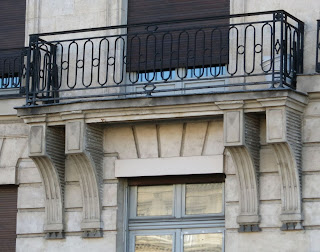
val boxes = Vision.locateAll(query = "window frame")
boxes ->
[126,177,225,252]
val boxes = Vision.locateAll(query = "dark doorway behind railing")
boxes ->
[0,48,27,96]
[24,10,304,106]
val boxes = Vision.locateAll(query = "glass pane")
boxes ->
[184,233,223,252]
[137,185,173,216]
[185,183,223,215]
[135,235,173,252]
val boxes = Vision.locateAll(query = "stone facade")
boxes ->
[0,0,320,251]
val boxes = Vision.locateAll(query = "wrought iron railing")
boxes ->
[316,20,320,73]
[0,48,27,95]
[25,10,304,105]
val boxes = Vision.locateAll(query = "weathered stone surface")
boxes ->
[102,208,117,230]
[260,174,281,201]
[303,202,320,227]
[303,174,320,199]
[16,234,117,252]
[158,123,183,158]
[18,185,45,209]
[260,146,278,173]
[225,175,239,202]
[103,156,117,180]
[65,184,82,208]
[225,203,239,229]
[65,156,80,182]
[29,126,44,155]
[18,166,42,184]
[182,122,208,156]
[0,137,28,167]
[224,151,236,175]
[65,211,82,232]
[224,110,243,146]
[260,203,282,228]
[0,167,16,184]
[266,108,285,142]
[115,155,223,177]
[202,120,224,155]
[103,183,118,207]
[0,99,25,116]
[66,121,83,152]
[0,122,29,136]
[303,117,320,143]
[260,117,267,145]
[225,229,313,252]
[134,124,158,158]
[302,146,320,172]
[104,126,137,159]
[17,211,45,234]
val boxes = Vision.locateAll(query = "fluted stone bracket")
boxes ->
[65,120,104,237]
[266,107,304,230]
[223,109,261,232]
[28,124,66,238]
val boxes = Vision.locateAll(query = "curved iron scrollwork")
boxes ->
[24,10,304,105]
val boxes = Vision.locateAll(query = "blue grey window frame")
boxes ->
[127,182,225,252]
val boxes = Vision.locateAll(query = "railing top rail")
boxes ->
[31,10,303,38]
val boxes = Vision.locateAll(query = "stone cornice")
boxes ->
[16,90,308,125]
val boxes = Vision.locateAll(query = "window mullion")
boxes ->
[175,184,182,218]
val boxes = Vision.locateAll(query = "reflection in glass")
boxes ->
[185,183,223,215]
[135,235,173,252]
[184,233,223,252]
[137,185,173,216]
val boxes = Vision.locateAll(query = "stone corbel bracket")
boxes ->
[29,124,65,239]
[265,107,304,230]
[220,104,261,232]
[65,120,104,238]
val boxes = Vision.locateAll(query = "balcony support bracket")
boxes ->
[222,107,261,232]
[65,120,104,238]
[265,107,304,230]
[28,124,65,239]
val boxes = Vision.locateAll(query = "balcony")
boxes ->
[20,10,303,106]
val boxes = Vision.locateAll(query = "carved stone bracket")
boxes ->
[223,109,261,232]
[28,124,65,238]
[65,120,104,237]
[266,107,303,230]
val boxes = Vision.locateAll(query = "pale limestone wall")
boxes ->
[25,0,127,37]
[2,99,320,251]
[0,0,319,251]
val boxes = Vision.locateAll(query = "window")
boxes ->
[127,176,225,252]
[0,0,26,92]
